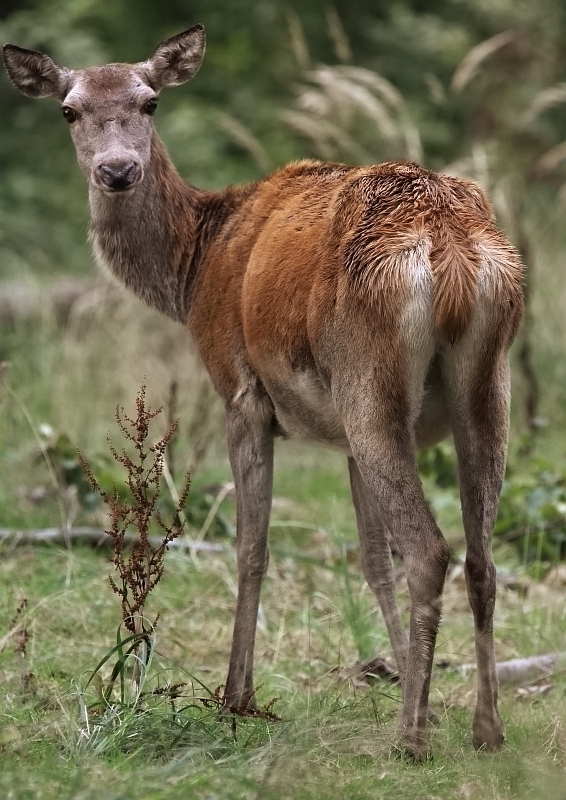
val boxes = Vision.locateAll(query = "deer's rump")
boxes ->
[227,161,522,450]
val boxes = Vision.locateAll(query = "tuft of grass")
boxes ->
[0,535,565,799]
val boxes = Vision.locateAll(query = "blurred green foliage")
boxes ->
[2,0,566,279]
[1,0,566,561]
[496,460,566,564]
[418,442,458,490]
[419,444,566,565]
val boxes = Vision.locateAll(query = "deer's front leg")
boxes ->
[223,395,274,709]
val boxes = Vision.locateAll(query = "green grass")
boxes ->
[1,539,566,800]
[1,286,566,799]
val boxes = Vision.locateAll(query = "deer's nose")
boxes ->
[97,161,139,191]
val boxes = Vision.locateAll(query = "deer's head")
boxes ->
[2,26,205,193]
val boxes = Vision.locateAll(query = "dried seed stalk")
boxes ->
[79,384,191,637]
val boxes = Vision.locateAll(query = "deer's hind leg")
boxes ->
[336,317,449,759]
[441,307,514,751]
[344,401,449,759]
[348,457,409,683]
[349,457,443,727]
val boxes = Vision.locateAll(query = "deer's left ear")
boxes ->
[143,25,205,90]
[2,44,70,98]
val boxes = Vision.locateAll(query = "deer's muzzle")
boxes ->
[96,160,141,192]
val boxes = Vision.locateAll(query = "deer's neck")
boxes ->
[89,134,218,322]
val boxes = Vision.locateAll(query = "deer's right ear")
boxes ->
[143,24,206,90]
[2,44,69,98]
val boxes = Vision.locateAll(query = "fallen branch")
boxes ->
[332,656,400,689]
[459,652,566,686]
[0,277,96,326]
[0,527,223,553]
[340,652,566,691]
[348,656,400,684]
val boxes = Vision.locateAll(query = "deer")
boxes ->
[2,25,524,761]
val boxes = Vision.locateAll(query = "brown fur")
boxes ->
[3,29,525,761]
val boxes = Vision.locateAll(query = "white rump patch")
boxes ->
[398,238,435,425]
[399,238,434,349]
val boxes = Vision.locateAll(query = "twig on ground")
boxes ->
[339,656,400,688]
[0,527,223,552]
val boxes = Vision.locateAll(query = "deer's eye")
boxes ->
[62,106,78,123]
[143,98,158,115]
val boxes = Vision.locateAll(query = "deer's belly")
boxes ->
[264,364,451,453]
[266,371,351,451]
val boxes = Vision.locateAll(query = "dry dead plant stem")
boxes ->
[79,384,191,675]
[8,597,29,658]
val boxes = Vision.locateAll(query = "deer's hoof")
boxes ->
[472,729,505,753]
[472,712,505,752]
[392,735,432,764]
